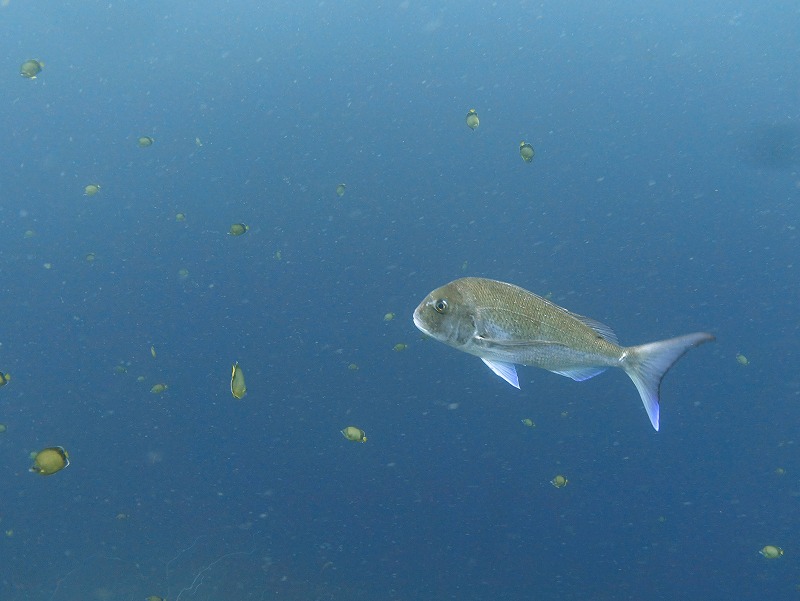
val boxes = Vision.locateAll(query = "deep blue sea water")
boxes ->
[1,2,799,600]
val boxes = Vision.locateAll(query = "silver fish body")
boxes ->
[413,277,714,431]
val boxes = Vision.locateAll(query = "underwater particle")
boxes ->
[274,250,282,261]
[759,545,784,559]
[85,252,96,263]
[113,365,127,375]
[347,363,359,371]
[150,383,167,394]
[736,353,749,366]
[461,260,469,272]
[175,212,186,222]
[136,375,145,382]
[42,263,52,270]
[20,59,43,79]
[0,372,10,387]
[137,136,154,147]
[23,229,35,238]
[30,446,70,475]
[84,184,101,196]
[775,467,786,476]
[383,312,395,321]
[4,529,12,537]
[230,362,247,399]
[115,512,129,520]
[0,423,6,433]
[465,108,479,131]
[195,137,203,147]
[521,418,535,428]
[341,426,367,443]
[336,183,346,197]
[150,345,156,358]
[177,267,189,279]
[519,141,535,163]
[392,343,407,352]
[551,475,568,488]
[229,223,249,236]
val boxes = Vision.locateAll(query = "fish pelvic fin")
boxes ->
[481,358,520,389]
[622,332,715,431]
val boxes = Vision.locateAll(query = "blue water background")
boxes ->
[1,1,799,600]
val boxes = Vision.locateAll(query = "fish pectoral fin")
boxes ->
[550,367,607,382]
[481,358,520,389]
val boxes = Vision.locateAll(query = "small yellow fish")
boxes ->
[30,446,70,475]
[519,141,535,162]
[341,426,367,442]
[230,363,246,399]
[465,109,479,130]
[20,59,43,79]
[759,545,783,559]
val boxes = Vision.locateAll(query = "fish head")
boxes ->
[413,280,478,348]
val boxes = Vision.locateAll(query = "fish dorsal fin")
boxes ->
[550,367,607,382]
[570,313,619,345]
[481,358,520,389]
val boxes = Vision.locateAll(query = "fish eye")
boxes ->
[434,299,448,313]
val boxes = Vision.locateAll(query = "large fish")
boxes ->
[413,277,714,431]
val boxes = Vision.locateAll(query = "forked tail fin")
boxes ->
[623,332,715,431]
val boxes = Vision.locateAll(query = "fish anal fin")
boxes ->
[550,367,607,381]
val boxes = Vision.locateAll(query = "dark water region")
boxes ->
[1,2,798,600]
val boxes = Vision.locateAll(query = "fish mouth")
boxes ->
[412,305,431,335]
